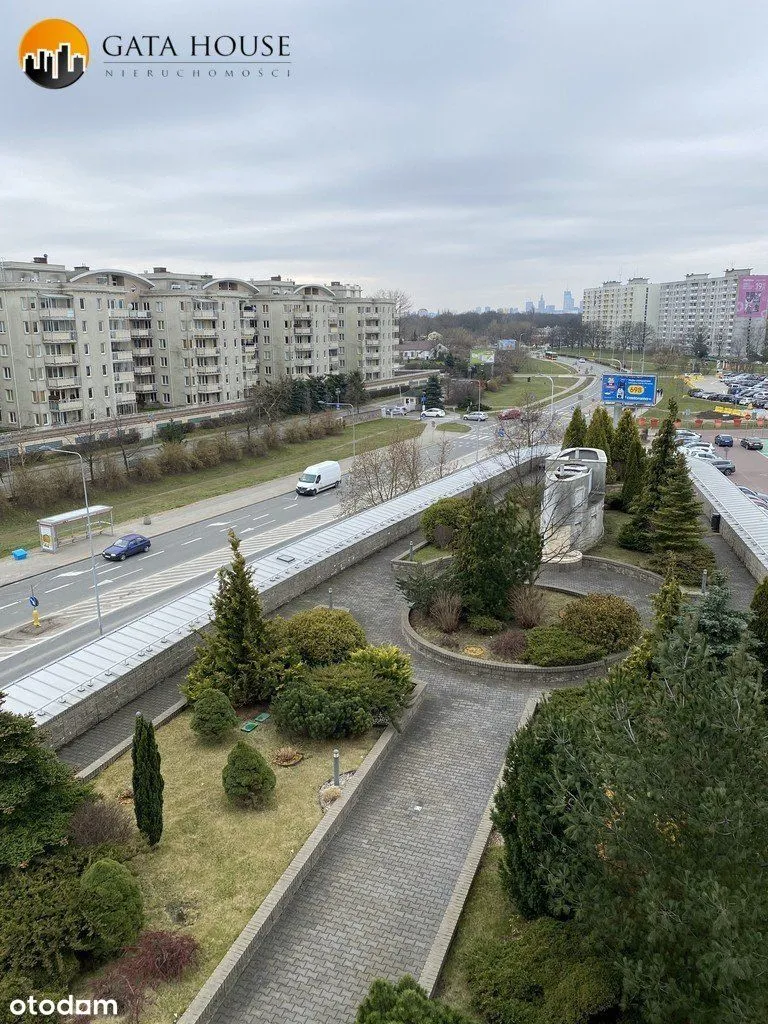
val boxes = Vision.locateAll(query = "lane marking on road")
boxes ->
[181,537,203,545]
[252,514,270,522]
[55,570,89,578]
[43,583,72,594]
[204,521,230,527]
[140,551,163,560]
[0,601,21,611]
[240,527,255,534]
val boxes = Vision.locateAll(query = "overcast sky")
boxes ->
[3,0,768,311]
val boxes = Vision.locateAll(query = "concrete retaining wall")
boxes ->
[176,682,427,1024]
[692,490,767,583]
[401,607,626,687]
[43,455,546,749]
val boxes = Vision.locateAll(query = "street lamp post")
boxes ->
[320,400,356,459]
[475,379,483,463]
[40,446,104,635]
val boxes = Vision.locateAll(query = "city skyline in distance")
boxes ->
[23,42,86,89]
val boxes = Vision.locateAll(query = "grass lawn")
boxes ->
[524,356,573,374]
[411,543,449,563]
[484,376,577,410]
[0,419,422,554]
[436,844,523,1019]
[590,509,653,569]
[93,710,380,1023]
[436,422,471,433]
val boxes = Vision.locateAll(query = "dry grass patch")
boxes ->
[94,710,379,1023]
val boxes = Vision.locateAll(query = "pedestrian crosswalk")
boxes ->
[0,507,338,658]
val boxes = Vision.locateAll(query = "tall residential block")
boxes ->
[0,258,396,430]
[582,268,766,356]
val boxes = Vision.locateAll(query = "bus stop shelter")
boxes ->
[37,505,114,553]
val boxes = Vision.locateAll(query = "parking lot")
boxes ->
[684,427,768,502]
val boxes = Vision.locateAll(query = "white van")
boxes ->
[296,460,342,496]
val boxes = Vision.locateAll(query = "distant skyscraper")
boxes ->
[545,304,555,314]
[525,300,535,314]
[563,289,575,312]
[537,295,546,314]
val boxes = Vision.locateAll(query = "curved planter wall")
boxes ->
[401,607,627,687]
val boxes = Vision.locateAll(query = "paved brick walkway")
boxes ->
[703,531,756,610]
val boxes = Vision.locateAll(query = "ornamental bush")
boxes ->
[356,975,472,1023]
[560,593,642,656]
[190,687,238,742]
[271,664,376,740]
[468,613,505,635]
[467,917,621,1024]
[0,850,92,986]
[429,591,463,632]
[524,626,603,667]
[283,607,367,666]
[420,496,471,548]
[79,859,144,959]
[490,629,527,661]
[68,798,134,849]
[649,542,716,586]
[397,562,461,614]
[347,645,415,725]
[222,742,276,808]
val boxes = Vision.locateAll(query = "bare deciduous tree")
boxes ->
[339,428,456,515]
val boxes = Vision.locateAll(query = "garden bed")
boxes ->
[92,710,380,1023]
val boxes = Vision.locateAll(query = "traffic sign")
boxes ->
[29,595,39,608]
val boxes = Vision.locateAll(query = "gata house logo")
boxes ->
[19,19,89,89]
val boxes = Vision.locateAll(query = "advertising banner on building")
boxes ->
[736,275,768,317]
[469,347,495,365]
[601,373,657,406]
[496,338,517,350]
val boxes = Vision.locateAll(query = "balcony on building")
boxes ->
[193,305,218,319]
[117,402,137,416]
[49,396,84,412]
[46,374,82,389]
[44,347,79,366]
[129,308,152,318]
[193,328,218,339]
[193,343,221,357]
[134,380,157,393]
[294,325,312,336]
[130,326,152,338]
[42,325,78,342]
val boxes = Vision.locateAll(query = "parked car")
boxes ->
[684,449,720,462]
[675,428,701,440]
[740,437,764,450]
[102,534,151,561]
[498,408,522,421]
[421,407,446,418]
[738,485,768,501]
[714,433,734,447]
[711,458,736,475]
[682,443,717,456]
[386,406,408,417]
[462,411,487,421]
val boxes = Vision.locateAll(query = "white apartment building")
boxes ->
[0,257,396,430]
[583,268,765,357]
[582,278,659,339]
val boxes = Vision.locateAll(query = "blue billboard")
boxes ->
[601,373,657,406]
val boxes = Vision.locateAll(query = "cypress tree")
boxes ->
[619,405,678,551]
[750,576,768,672]
[584,407,609,454]
[611,408,640,478]
[620,437,647,509]
[651,452,704,554]
[343,368,367,410]
[131,712,163,847]
[562,406,587,448]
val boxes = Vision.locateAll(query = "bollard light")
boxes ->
[701,569,708,595]
[333,748,340,787]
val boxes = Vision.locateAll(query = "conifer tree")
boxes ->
[562,406,587,449]
[611,408,640,478]
[423,374,443,408]
[0,693,86,868]
[651,452,704,554]
[584,407,611,456]
[620,437,647,509]
[184,531,297,706]
[131,712,163,847]
[343,368,367,411]
[694,571,755,663]
[749,576,768,672]
[618,402,678,551]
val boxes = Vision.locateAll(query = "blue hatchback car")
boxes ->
[102,534,151,561]
[714,433,734,447]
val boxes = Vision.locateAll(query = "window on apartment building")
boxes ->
[160,357,168,367]
[161,375,169,385]
[104,386,110,397]
[28,368,35,381]
[23,322,29,334]
[0,324,5,335]
[0,344,6,357]
[102,364,108,376]
[25,344,33,358]
[262,320,270,329]
[5,389,14,402]
[79,298,85,309]
[8,411,17,423]
[33,322,39,333]
[265,366,272,374]
[98,321,104,332]
[21,298,28,310]
[100,343,105,354]
[85,365,91,376]
[157,320,165,330]
[156,301,164,312]
[96,298,102,310]
[162,392,170,403]
[159,339,167,348]
[82,321,87,333]
[88,388,93,399]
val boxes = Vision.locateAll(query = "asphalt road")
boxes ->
[0,371,601,687]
